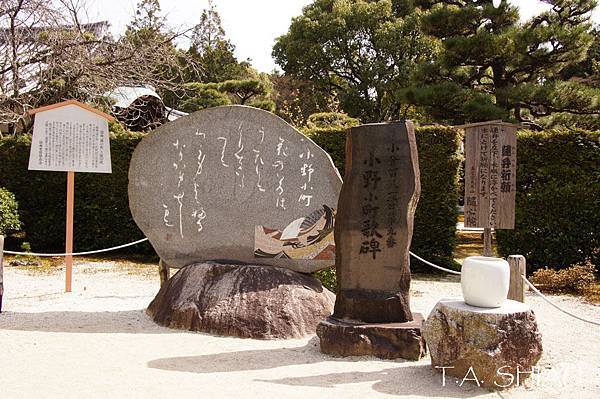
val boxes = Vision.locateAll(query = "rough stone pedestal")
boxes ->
[317,314,426,360]
[423,299,543,389]
[147,262,335,339]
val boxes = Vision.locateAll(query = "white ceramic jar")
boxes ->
[461,256,510,308]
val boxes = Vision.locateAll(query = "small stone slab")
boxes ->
[129,105,342,273]
[333,121,420,323]
[423,299,543,389]
[147,261,335,339]
[316,314,426,360]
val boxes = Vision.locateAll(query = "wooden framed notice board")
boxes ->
[462,121,519,230]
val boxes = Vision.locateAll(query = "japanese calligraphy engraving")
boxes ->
[332,121,420,323]
[463,122,517,229]
[128,105,342,273]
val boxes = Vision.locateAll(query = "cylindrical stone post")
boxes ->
[333,121,420,323]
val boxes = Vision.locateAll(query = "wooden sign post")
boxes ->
[459,121,520,256]
[28,100,114,292]
[0,235,4,312]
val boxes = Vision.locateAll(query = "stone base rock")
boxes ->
[423,299,543,389]
[147,262,335,339]
[316,314,426,360]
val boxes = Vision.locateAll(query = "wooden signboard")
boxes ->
[462,121,519,229]
[28,100,114,292]
[28,100,113,173]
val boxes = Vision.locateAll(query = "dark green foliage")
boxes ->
[247,100,276,113]
[496,129,600,270]
[273,0,436,122]
[176,80,271,113]
[179,83,231,112]
[314,267,337,293]
[0,133,153,254]
[0,186,21,236]
[412,126,463,270]
[305,125,463,270]
[306,112,359,130]
[187,0,249,84]
[219,79,267,105]
[409,0,599,125]
[302,127,348,173]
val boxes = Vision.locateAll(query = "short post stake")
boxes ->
[0,235,5,312]
[483,227,493,257]
[508,255,526,302]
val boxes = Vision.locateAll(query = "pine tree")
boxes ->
[405,0,599,125]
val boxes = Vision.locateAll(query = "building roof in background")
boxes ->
[166,107,188,121]
[106,86,163,109]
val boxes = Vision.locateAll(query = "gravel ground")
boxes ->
[0,261,598,399]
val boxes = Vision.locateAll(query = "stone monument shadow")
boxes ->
[147,337,487,398]
[257,366,488,398]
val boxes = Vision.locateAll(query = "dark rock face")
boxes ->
[147,262,335,339]
[333,121,420,323]
[423,299,543,389]
[316,315,426,360]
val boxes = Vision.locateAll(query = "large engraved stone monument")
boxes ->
[317,121,426,360]
[129,105,341,273]
[130,106,341,338]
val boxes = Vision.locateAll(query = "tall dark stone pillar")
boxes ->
[317,121,425,360]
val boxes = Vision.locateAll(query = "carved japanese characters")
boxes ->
[332,121,420,323]
[128,105,342,273]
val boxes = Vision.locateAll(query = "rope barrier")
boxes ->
[408,252,600,327]
[521,276,600,326]
[3,241,598,326]
[2,238,149,257]
[409,251,462,275]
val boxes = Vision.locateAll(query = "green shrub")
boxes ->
[0,186,21,235]
[0,132,153,254]
[305,124,463,271]
[496,129,600,270]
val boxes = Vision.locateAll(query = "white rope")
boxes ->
[409,251,462,275]
[521,276,600,326]
[2,238,149,257]
[4,242,599,326]
[409,252,599,327]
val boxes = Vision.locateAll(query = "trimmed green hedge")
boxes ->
[0,186,21,235]
[305,125,463,271]
[496,129,600,270]
[1,125,463,270]
[0,132,154,254]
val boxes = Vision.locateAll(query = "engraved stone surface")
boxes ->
[128,106,342,273]
[423,299,543,389]
[333,121,420,323]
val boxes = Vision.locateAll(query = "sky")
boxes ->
[85,0,600,73]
